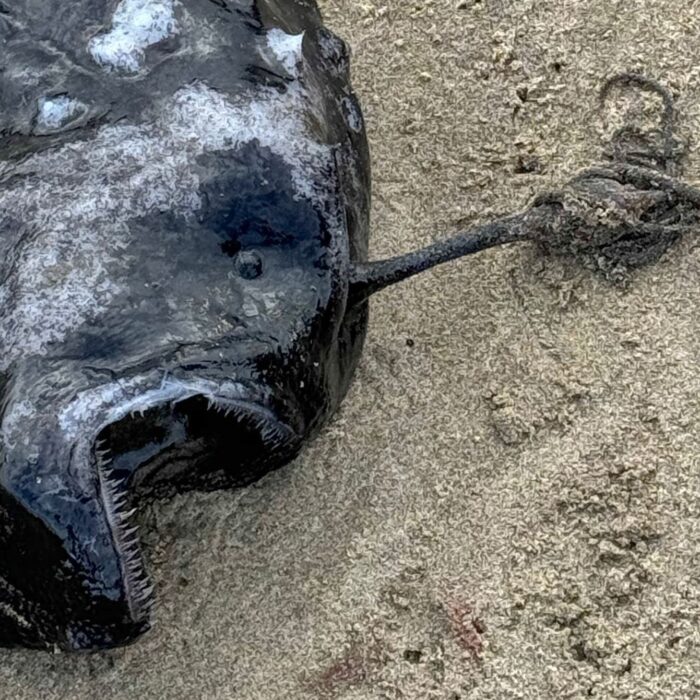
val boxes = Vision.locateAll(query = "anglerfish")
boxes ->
[0,2,690,651]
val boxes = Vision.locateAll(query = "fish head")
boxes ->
[0,148,347,650]
[0,107,357,651]
[0,0,368,650]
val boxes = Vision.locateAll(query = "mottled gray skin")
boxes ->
[0,0,370,650]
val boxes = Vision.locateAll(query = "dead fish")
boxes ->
[0,2,691,651]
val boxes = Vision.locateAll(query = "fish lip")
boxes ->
[63,375,298,444]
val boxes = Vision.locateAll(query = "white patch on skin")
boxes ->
[167,81,330,203]
[1,400,36,451]
[340,96,363,133]
[89,0,179,73]
[266,29,305,76]
[35,96,87,133]
[0,80,332,371]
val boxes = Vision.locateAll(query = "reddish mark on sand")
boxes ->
[308,643,379,697]
[447,601,486,660]
[319,649,368,688]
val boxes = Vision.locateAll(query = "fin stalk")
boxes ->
[349,213,527,301]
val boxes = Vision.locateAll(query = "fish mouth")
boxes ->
[0,378,300,651]
[90,382,299,639]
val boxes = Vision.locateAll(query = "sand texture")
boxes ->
[2,0,700,698]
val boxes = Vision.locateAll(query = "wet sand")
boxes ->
[2,1,700,698]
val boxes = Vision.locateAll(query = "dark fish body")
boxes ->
[0,0,370,650]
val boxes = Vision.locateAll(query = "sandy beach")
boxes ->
[2,1,700,697]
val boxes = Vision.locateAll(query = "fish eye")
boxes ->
[235,250,263,280]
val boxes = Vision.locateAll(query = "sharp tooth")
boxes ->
[135,577,152,592]
[136,590,155,608]
[125,555,141,570]
[123,542,140,557]
[113,499,129,513]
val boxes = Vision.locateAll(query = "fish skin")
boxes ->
[0,0,370,651]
